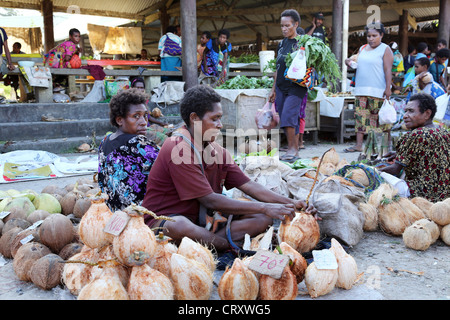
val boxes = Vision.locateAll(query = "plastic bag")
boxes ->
[378,99,397,125]
[286,47,307,80]
[255,101,279,130]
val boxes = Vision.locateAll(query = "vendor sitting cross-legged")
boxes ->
[142,85,316,253]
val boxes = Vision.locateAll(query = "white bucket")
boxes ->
[259,50,275,73]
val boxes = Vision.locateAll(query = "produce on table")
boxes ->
[218,258,259,300]
[329,238,358,290]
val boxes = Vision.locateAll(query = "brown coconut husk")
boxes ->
[29,253,65,290]
[410,197,434,218]
[0,227,24,258]
[27,210,51,224]
[11,228,41,258]
[13,242,51,281]
[2,218,31,235]
[58,242,84,260]
[38,214,75,253]
[378,199,414,236]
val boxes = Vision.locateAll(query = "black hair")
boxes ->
[365,22,385,35]
[109,88,149,127]
[166,26,178,34]
[415,57,430,69]
[281,9,301,24]
[297,27,305,35]
[202,31,212,39]
[180,85,221,128]
[13,42,21,49]
[409,93,437,120]
[436,48,450,59]
[437,39,448,47]
[69,28,80,36]
[407,44,415,54]
[218,29,230,39]
[417,42,428,53]
[131,77,145,88]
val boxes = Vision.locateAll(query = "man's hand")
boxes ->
[293,200,319,220]
[262,203,295,221]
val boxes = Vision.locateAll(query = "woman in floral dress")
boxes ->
[44,28,81,68]
[98,88,159,211]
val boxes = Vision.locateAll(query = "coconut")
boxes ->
[440,224,450,246]
[73,197,92,219]
[397,198,427,222]
[411,197,434,218]
[39,214,74,253]
[29,253,64,290]
[345,168,369,187]
[13,242,51,281]
[413,219,440,243]
[2,197,36,223]
[62,246,100,295]
[368,183,396,208]
[402,224,433,251]
[336,158,349,171]
[322,147,340,166]
[77,177,95,186]
[128,264,174,300]
[85,187,102,197]
[259,265,298,300]
[359,202,378,231]
[65,183,76,192]
[278,211,320,253]
[304,259,338,298]
[218,258,259,300]
[378,200,413,236]
[60,191,80,216]
[170,253,213,300]
[319,162,336,176]
[89,245,130,288]
[78,195,113,249]
[278,242,307,284]
[324,175,355,187]
[177,237,216,273]
[11,228,41,258]
[329,238,358,290]
[6,189,21,197]
[33,193,62,214]
[147,233,177,279]
[429,202,450,226]
[27,210,50,224]
[0,220,3,236]
[112,207,157,267]
[0,227,24,258]
[2,218,31,234]
[77,261,129,300]
[58,242,84,260]
[0,197,11,212]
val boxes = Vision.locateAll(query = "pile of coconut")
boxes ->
[358,183,450,250]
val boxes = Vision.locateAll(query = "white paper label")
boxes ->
[27,220,44,230]
[103,211,131,236]
[0,211,11,220]
[248,250,290,279]
[312,249,338,270]
[20,234,34,245]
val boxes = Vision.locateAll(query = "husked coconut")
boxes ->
[177,237,216,274]
[440,224,450,246]
[429,202,450,226]
[378,200,413,236]
[403,224,433,251]
[39,214,74,253]
[60,191,80,216]
[218,258,259,300]
[13,242,51,281]
[411,197,434,218]
[359,202,378,231]
[413,219,440,243]
[29,253,64,290]
[278,211,320,253]
[127,264,174,300]
[329,238,358,290]
[259,265,298,300]
[304,259,338,298]
[278,242,307,283]
[368,183,396,208]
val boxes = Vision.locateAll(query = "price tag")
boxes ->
[312,249,338,270]
[20,234,34,245]
[247,250,290,279]
[27,220,44,230]
[103,211,131,236]
[0,211,11,220]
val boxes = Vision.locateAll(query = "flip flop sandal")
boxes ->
[344,147,362,153]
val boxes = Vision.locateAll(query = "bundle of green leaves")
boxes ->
[285,35,341,88]
[216,75,274,89]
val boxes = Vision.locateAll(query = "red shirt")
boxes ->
[142,127,250,226]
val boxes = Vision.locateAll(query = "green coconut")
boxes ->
[0,197,12,212]
[0,190,10,199]
[6,189,21,197]
[2,197,36,222]
[33,193,62,214]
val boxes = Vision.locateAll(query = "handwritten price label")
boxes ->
[103,211,131,236]
[312,249,338,270]
[248,250,290,279]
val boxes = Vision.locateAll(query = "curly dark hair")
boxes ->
[415,57,430,69]
[180,85,221,128]
[409,93,437,120]
[218,29,230,39]
[109,88,149,127]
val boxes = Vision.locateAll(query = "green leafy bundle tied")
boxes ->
[286,35,341,88]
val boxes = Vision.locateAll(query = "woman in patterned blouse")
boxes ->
[98,88,159,211]
[380,93,450,202]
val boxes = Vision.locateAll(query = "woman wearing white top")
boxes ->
[344,23,394,153]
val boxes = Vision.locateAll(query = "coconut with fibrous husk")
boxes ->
[319,162,336,176]
[0,227,24,258]
[33,193,62,214]
[60,191,82,216]
[329,238,358,290]
[398,198,427,222]
[359,202,378,231]
[39,213,74,253]
[170,253,213,300]
[402,223,433,251]
[112,206,157,267]
[78,193,113,249]
[127,264,174,300]
[278,242,307,284]
[13,242,51,282]
[218,258,259,300]
[11,228,41,258]
[411,197,434,218]
[322,147,340,166]
[27,210,50,224]
[336,158,349,171]
[29,253,64,290]
[304,258,338,298]
[368,183,397,208]
[2,218,31,234]
[278,211,320,253]
[62,245,101,295]
[413,219,440,243]
[378,197,413,236]
[441,224,450,245]
[58,242,83,260]
[73,197,92,219]
[147,232,177,279]
[428,201,450,226]
[77,260,129,300]
[2,197,36,223]
[89,245,129,288]
[345,168,369,187]
[177,236,216,274]
[259,264,298,300]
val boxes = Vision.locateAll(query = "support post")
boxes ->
[341,0,349,92]
[180,0,197,90]
[332,0,343,91]
[399,10,409,57]
[438,0,450,45]
[41,0,55,53]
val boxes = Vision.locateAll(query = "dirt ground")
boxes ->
[0,141,449,300]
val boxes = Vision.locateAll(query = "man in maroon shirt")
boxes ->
[142,85,315,253]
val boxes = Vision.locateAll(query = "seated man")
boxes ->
[142,85,316,254]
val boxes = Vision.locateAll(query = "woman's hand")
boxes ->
[268,88,276,103]
[384,87,392,100]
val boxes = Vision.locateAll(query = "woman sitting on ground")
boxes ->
[379,92,450,202]
[97,88,159,211]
